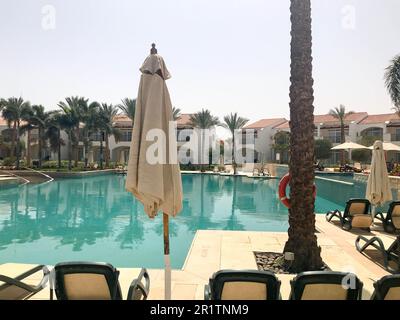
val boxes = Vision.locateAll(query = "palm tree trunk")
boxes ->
[201,130,205,172]
[10,121,16,158]
[283,0,323,272]
[340,123,345,166]
[57,128,61,170]
[26,129,31,167]
[74,127,79,167]
[15,122,20,169]
[232,132,237,174]
[68,131,72,171]
[105,134,110,168]
[100,132,104,170]
[38,127,43,169]
[83,130,89,169]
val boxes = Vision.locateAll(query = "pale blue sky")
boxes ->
[1,0,399,125]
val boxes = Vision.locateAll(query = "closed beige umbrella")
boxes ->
[125,44,182,300]
[366,141,392,218]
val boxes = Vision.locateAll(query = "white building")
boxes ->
[242,112,400,164]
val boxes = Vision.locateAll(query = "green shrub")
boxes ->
[2,157,16,166]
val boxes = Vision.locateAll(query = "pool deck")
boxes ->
[1,215,396,300]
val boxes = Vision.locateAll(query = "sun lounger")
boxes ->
[262,169,271,176]
[374,201,400,233]
[51,262,149,300]
[0,265,50,300]
[371,274,400,300]
[204,270,281,300]
[289,271,363,300]
[355,235,400,273]
[326,198,372,231]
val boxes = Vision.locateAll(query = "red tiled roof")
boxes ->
[113,115,132,128]
[243,118,287,129]
[177,114,194,127]
[113,115,131,122]
[274,112,368,130]
[313,112,368,126]
[275,121,290,129]
[359,113,400,124]
[0,117,9,126]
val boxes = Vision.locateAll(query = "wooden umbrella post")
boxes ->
[163,213,170,255]
[163,213,171,300]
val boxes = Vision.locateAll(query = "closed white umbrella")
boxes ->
[125,44,183,300]
[366,141,392,218]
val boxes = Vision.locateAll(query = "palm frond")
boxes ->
[385,54,400,113]
[117,98,136,120]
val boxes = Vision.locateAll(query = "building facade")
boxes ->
[243,112,400,164]
[2,111,400,166]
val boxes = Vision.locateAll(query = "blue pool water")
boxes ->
[0,173,395,268]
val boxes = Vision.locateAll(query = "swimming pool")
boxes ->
[0,173,395,268]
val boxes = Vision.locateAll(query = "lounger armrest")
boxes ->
[204,284,211,300]
[37,265,50,289]
[0,275,38,292]
[0,265,50,292]
[326,210,342,222]
[127,268,150,300]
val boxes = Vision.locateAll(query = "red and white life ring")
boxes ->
[278,173,316,208]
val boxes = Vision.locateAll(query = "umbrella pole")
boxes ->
[163,213,171,300]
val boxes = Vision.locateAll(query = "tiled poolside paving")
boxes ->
[0,215,396,300]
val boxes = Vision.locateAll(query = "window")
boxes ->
[328,129,342,143]
[394,128,400,141]
[177,129,191,142]
[121,131,132,142]
[91,132,103,141]
[362,127,383,140]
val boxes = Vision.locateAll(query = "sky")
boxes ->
[1,0,399,131]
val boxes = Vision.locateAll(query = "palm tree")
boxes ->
[19,118,34,168]
[385,54,400,112]
[98,103,122,167]
[172,107,181,121]
[222,113,249,174]
[45,112,65,170]
[117,98,136,121]
[58,97,87,167]
[329,105,354,165]
[189,109,220,172]
[58,100,80,171]
[23,105,57,168]
[79,100,100,168]
[1,97,31,169]
[283,0,324,272]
